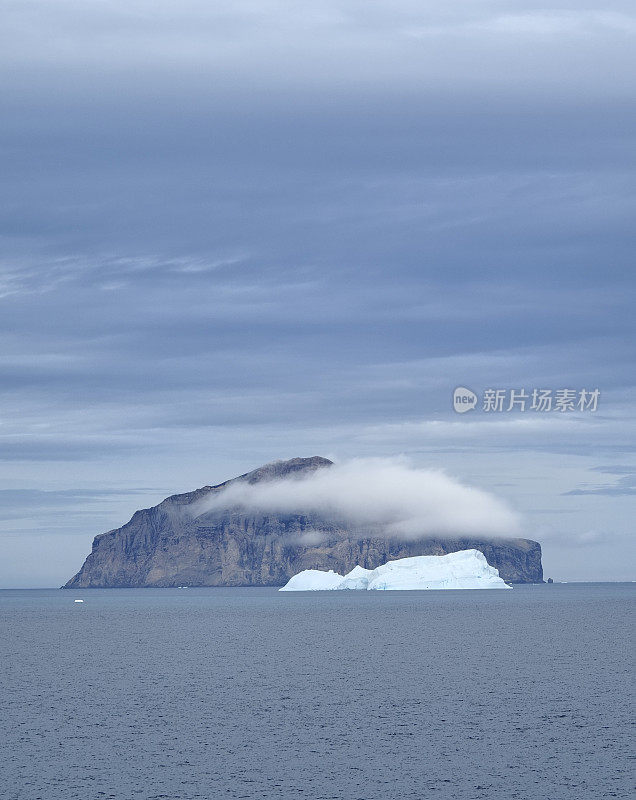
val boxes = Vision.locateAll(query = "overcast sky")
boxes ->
[1,1,635,586]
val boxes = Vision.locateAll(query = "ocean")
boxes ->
[1,583,633,800]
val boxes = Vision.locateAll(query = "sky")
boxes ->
[0,0,634,586]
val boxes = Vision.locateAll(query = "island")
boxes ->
[64,457,543,588]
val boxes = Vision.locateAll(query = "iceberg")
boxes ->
[279,549,510,591]
[365,549,510,590]
[278,568,344,591]
[337,565,374,590]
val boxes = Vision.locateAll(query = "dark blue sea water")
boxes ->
[1,584,633,800]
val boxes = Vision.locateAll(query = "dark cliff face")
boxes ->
[64,456,543,587]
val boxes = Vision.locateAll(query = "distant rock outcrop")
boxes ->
[64,457,543,587]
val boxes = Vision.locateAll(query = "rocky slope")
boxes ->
[64,456,543,587]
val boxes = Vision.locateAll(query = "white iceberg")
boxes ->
[365,549,510,590]
[337,565,374,590]
[279,568,344,591]
[279,549,510,591]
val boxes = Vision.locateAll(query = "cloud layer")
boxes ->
[0,1,633,583]
[195,458,520,539]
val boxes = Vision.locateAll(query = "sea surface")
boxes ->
[1,583,633,800]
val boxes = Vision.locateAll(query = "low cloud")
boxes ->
[286,529,330,547]
[194,458,520,539]
[563,465,636,496]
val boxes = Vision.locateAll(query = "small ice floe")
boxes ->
[74,599,84,603]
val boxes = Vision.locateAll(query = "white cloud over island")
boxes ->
[195,458,520,539]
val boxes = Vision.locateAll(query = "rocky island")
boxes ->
[64,456,543,587]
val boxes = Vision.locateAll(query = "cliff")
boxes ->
[64,456,543,587]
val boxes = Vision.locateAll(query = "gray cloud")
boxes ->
[563,467,636,496]
[2,2,634,100]
[0,1,634,584]
[0,487,158,518]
